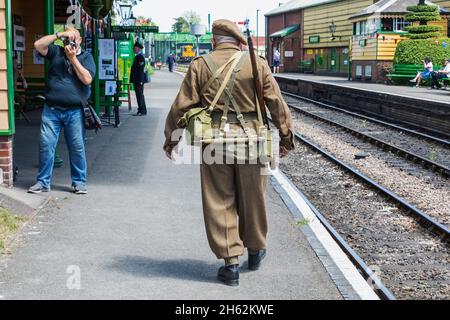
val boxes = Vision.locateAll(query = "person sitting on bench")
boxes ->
[430,58,450,89]
[410,58,433,87]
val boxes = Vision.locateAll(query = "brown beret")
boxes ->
[212,19,247,45]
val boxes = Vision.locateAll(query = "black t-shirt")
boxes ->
[44,44,96,108]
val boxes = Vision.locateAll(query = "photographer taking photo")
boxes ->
[28,28,96,195]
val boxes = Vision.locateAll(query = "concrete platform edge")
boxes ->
[270,171,380,300]
[274,74,450,106]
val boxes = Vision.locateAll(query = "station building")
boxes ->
[350,0,449,82]
[265,0,374,75]
[265,0,450,79]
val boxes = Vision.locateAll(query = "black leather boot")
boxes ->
[217,264,239,287]
[248,249,267,271]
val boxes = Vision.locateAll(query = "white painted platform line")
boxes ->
[272,169,380,300]
[174,71,186,77]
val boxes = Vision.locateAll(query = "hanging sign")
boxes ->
[284,51,294,58]
[111,26,159,33]
[309,36,320,44]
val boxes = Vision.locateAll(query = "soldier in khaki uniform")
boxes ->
[164,19,294,286]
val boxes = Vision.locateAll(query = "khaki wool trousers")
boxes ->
[200,163,268,259]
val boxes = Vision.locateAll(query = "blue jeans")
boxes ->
[37,105,86,188]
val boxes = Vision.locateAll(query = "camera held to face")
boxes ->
[61,37,77,49]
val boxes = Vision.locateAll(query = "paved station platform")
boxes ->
[0,70,365,300]
[277,73,450,104]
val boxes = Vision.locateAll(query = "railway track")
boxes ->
[282,92,450,179]
[281,91,450,147]
[277,133,449,300]
[269,94,449,299]
[291,133,449,238]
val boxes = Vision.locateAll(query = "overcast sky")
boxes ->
[133,0,283,34]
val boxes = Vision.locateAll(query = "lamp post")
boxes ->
[256,9,260,55]
[128,12,137,26]
[329,20,337,40]
[119,2,132,24]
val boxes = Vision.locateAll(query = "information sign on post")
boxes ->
[99,38,116,80]
[118,41,132,58]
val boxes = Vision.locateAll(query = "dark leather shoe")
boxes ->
[217,264,239,287]
[248,250,266,271]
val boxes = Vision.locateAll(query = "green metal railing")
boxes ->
[2,0,15,136]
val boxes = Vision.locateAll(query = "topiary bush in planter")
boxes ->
[405,3,442,39]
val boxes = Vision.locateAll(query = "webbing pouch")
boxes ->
[178,107,213,146]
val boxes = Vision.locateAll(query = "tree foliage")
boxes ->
[183,10,201,26]
[171,11,201,33]
[172,17,190,32]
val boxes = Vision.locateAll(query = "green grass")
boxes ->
[296,219,311,227]
[0,208,27,249]
[428,149,439,162]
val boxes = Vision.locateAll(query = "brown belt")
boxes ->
[211,112,258,124]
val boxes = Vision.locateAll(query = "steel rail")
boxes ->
[281,91,450,146]
[292,133,450,238]
[286,176,397,300]
[288,104,450,178]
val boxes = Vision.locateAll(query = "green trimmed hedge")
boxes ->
[404,25,441,33]
[394,38,450,65]
[408,32,441,39]
[406,5,439,12]
[405,12,442,22]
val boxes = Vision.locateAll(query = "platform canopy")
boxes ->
[269,25,300,38]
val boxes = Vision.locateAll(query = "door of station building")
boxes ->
[330,47,337,72]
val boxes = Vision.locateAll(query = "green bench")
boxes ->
[387,64,421,84]
[298,60,314,73]
[388,64,450,87]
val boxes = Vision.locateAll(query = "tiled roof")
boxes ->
[265,0,338,17]
[350,0,448,19]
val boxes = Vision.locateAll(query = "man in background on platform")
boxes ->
[167,53,176,72]
[130,42,147,116]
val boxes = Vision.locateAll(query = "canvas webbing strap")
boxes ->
[200,51,241,96]
[206,52,244,114]
[202,52,253,137]
[220,53,250,136]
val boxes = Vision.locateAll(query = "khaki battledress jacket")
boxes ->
[164,42,294,151]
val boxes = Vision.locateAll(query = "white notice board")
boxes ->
[99,38,116,80]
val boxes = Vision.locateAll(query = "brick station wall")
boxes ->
[0,136,13,187]
[275,76,450,138]
[266,10,303,72]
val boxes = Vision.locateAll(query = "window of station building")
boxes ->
[381,18,412,32]
[394,18,412,32]
[353,21,367,36]
[364,65,372,80]
[356,65,363,79]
